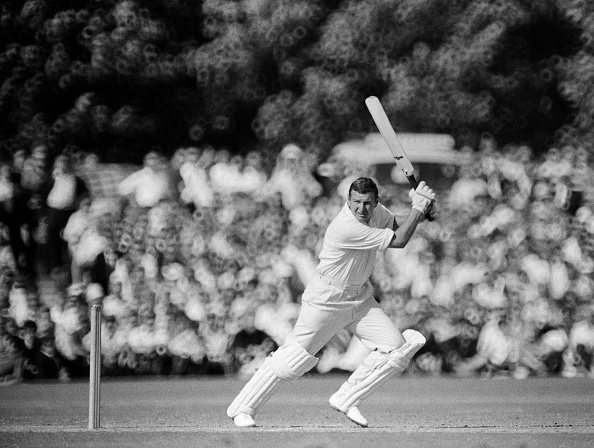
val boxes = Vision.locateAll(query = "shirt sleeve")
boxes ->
[332,220,394,252]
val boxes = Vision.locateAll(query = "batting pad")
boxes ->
[227,343,317,418]
[330,329,426,412]
[268,343,318,380]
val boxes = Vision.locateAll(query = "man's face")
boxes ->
[186,152,200,165]
[144,153,159,169]
[85,153,99,169]
[13,150,26,170]
[22,327,35,348]
[347,190,378,224]
[54,157,67,174]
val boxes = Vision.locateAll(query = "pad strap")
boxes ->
[268,343,318,380]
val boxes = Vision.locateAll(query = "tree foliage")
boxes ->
[0,0,592,165]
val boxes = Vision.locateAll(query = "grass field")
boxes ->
[1,374,593,448]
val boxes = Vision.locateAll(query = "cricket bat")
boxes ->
[365,95,435,220]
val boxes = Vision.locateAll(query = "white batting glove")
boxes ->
[409,181,435,214]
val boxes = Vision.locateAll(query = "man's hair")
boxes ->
[22,320,37,332]
[348,177,379,200]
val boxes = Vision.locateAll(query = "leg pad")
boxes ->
[330,330,425,411]
[227,343,317,418]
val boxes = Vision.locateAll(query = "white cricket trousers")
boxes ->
[285,275,405,356]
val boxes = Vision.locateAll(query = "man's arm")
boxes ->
[387,181,437,249]
[387,210,425,248]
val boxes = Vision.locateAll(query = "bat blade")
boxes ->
[365,96,416,183]
[365,95,435,220]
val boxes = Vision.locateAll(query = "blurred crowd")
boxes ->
[1,137,594,386]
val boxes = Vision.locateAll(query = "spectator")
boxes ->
[240,151,268,194]
[564,305,594,378]
[207,149,233,197]
[101,279,130,321]
[1,314,19,337]
[220,153,268,196]
[126,309,163,375]
[34,305,54,339]
[118,151,175,209]
[107,307,137,375]
[20,144,51,279]
[200,306,232,375]
[78,152,135,209]
[8,274,34,328]
[50,286,89,378]
[128,265,151,310]
[20,319,40,377]
[34,336,70,381]
[437,318,480,375]
[261,144,323,211]
[0,224,17,277]
[62,196,93,283]
[178,147,214,211]
[228,300,277,377]
[0,267,14,310]
[44,154,89,275]
[454,310,514,377]
[0,332,24,385]
[11,149,27,177]
[0,164,27,273]
[167,313,207,375]
[20,319,67,381]
[72,211,117,294]
[528,325,569,375]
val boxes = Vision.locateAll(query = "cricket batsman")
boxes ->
[227,177,439,427]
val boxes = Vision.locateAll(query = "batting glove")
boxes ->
[409,181,435,214]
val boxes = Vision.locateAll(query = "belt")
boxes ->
[318,274,364,291]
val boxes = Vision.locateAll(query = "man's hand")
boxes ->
[409,181,435,215]
[426,200,440,220]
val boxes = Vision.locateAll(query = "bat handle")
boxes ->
[406,175,419,189]
[407,175,435,222]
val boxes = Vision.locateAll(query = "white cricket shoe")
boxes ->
[329,393,369,428]
[232,413,257,428]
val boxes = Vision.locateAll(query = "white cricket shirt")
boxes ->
[316,202,395,287]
